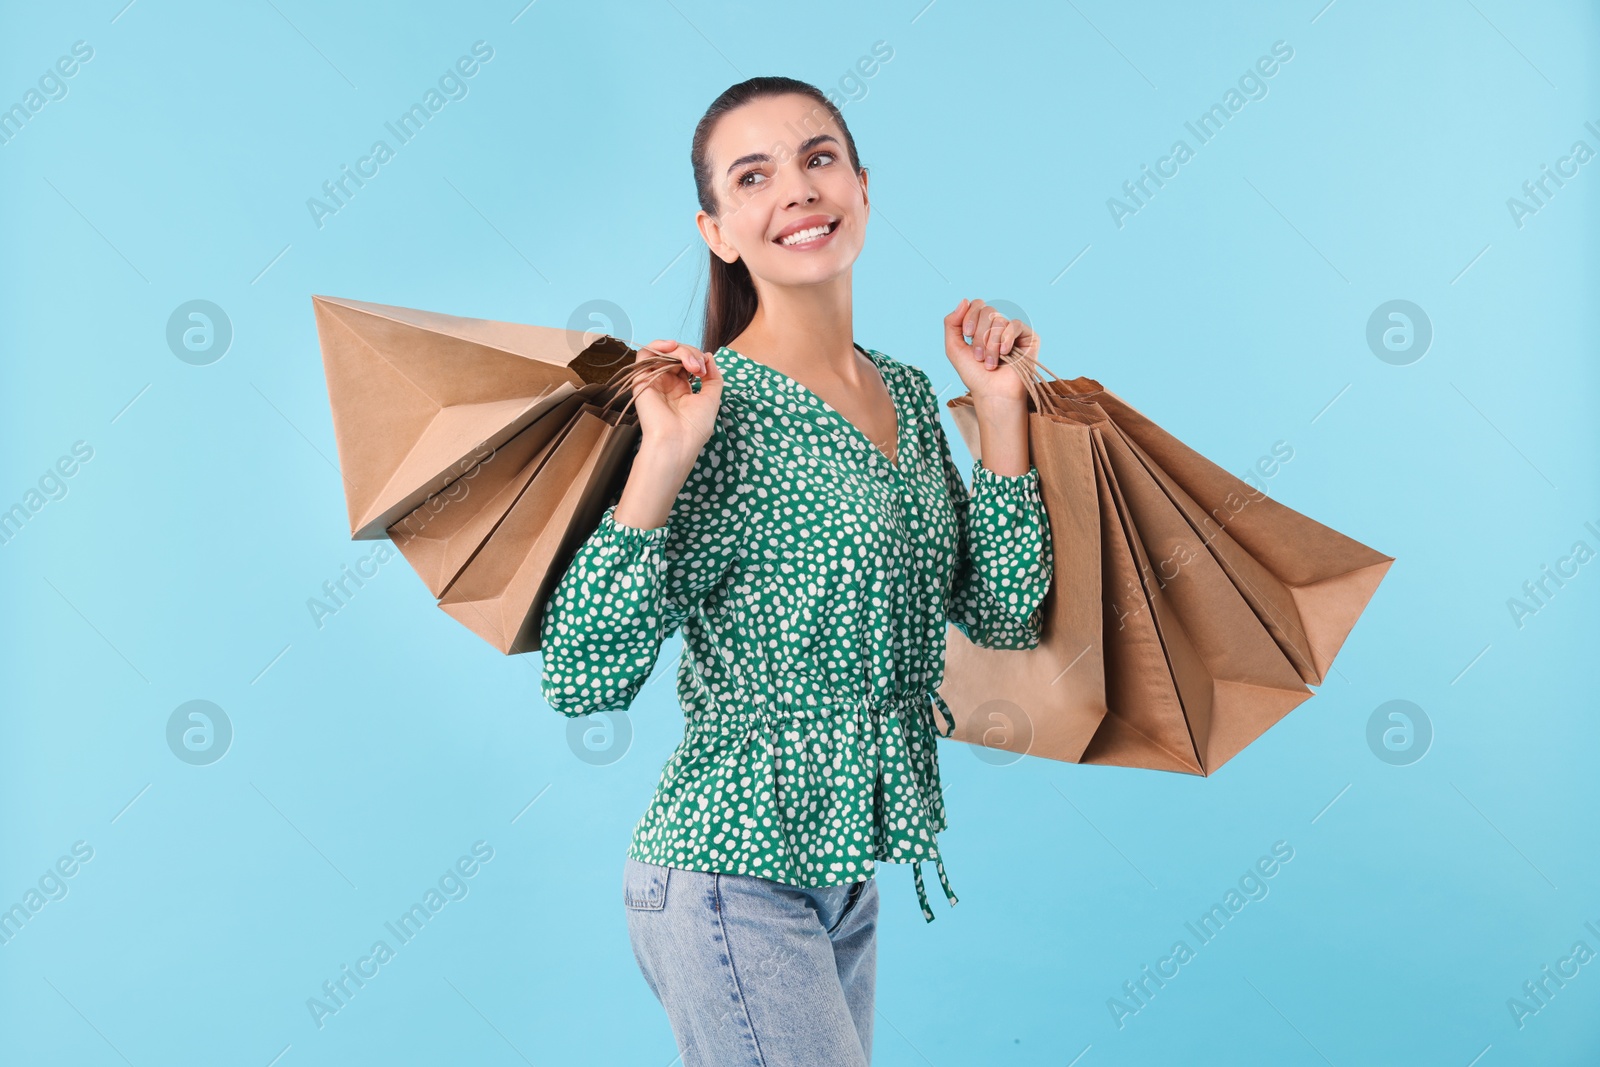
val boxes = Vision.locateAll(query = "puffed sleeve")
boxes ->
[538,407,750,717]
[935,412,1053,651]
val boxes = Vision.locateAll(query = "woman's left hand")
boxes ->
[942,297,1039,403]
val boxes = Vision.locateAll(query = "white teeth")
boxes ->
[779,222,833,245]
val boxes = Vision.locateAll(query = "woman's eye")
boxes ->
[736,152,831,188]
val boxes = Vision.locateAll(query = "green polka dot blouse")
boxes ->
[539,343,1053,922]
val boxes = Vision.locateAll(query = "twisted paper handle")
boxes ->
[602,342,1100,423]
[598,346,709,422]
[991,346,1104,419]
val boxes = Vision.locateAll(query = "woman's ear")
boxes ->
[858,166,870,211]
[695,209,740,265]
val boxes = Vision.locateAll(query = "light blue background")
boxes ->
[3,1,1597,1064]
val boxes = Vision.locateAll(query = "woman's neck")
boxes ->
[730,272,857,379]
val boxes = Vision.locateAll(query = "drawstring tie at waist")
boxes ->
[861,688,961,922]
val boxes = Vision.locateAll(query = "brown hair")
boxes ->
[690,77,864,353]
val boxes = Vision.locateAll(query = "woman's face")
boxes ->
[697,93,868,290]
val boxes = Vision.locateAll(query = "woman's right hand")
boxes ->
[630,339,724,465]
[611,340,724,531]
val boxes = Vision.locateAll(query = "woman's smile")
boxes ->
[774,217,841,250]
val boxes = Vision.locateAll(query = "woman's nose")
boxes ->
[779,168,820,208]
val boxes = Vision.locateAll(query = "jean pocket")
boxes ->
[827,879,865,934]
[623,858,670,911]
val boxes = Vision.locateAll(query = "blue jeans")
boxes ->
[623,856,880,1066]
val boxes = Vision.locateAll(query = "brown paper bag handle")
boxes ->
[597,348,703,422]
[605,341,1102,423]
[988,346,1104,419]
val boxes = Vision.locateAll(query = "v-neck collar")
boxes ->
[716,343,904,470]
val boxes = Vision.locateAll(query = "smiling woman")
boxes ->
[536,75,1052,1066]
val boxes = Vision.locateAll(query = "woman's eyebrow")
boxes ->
[725,133,841,177]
